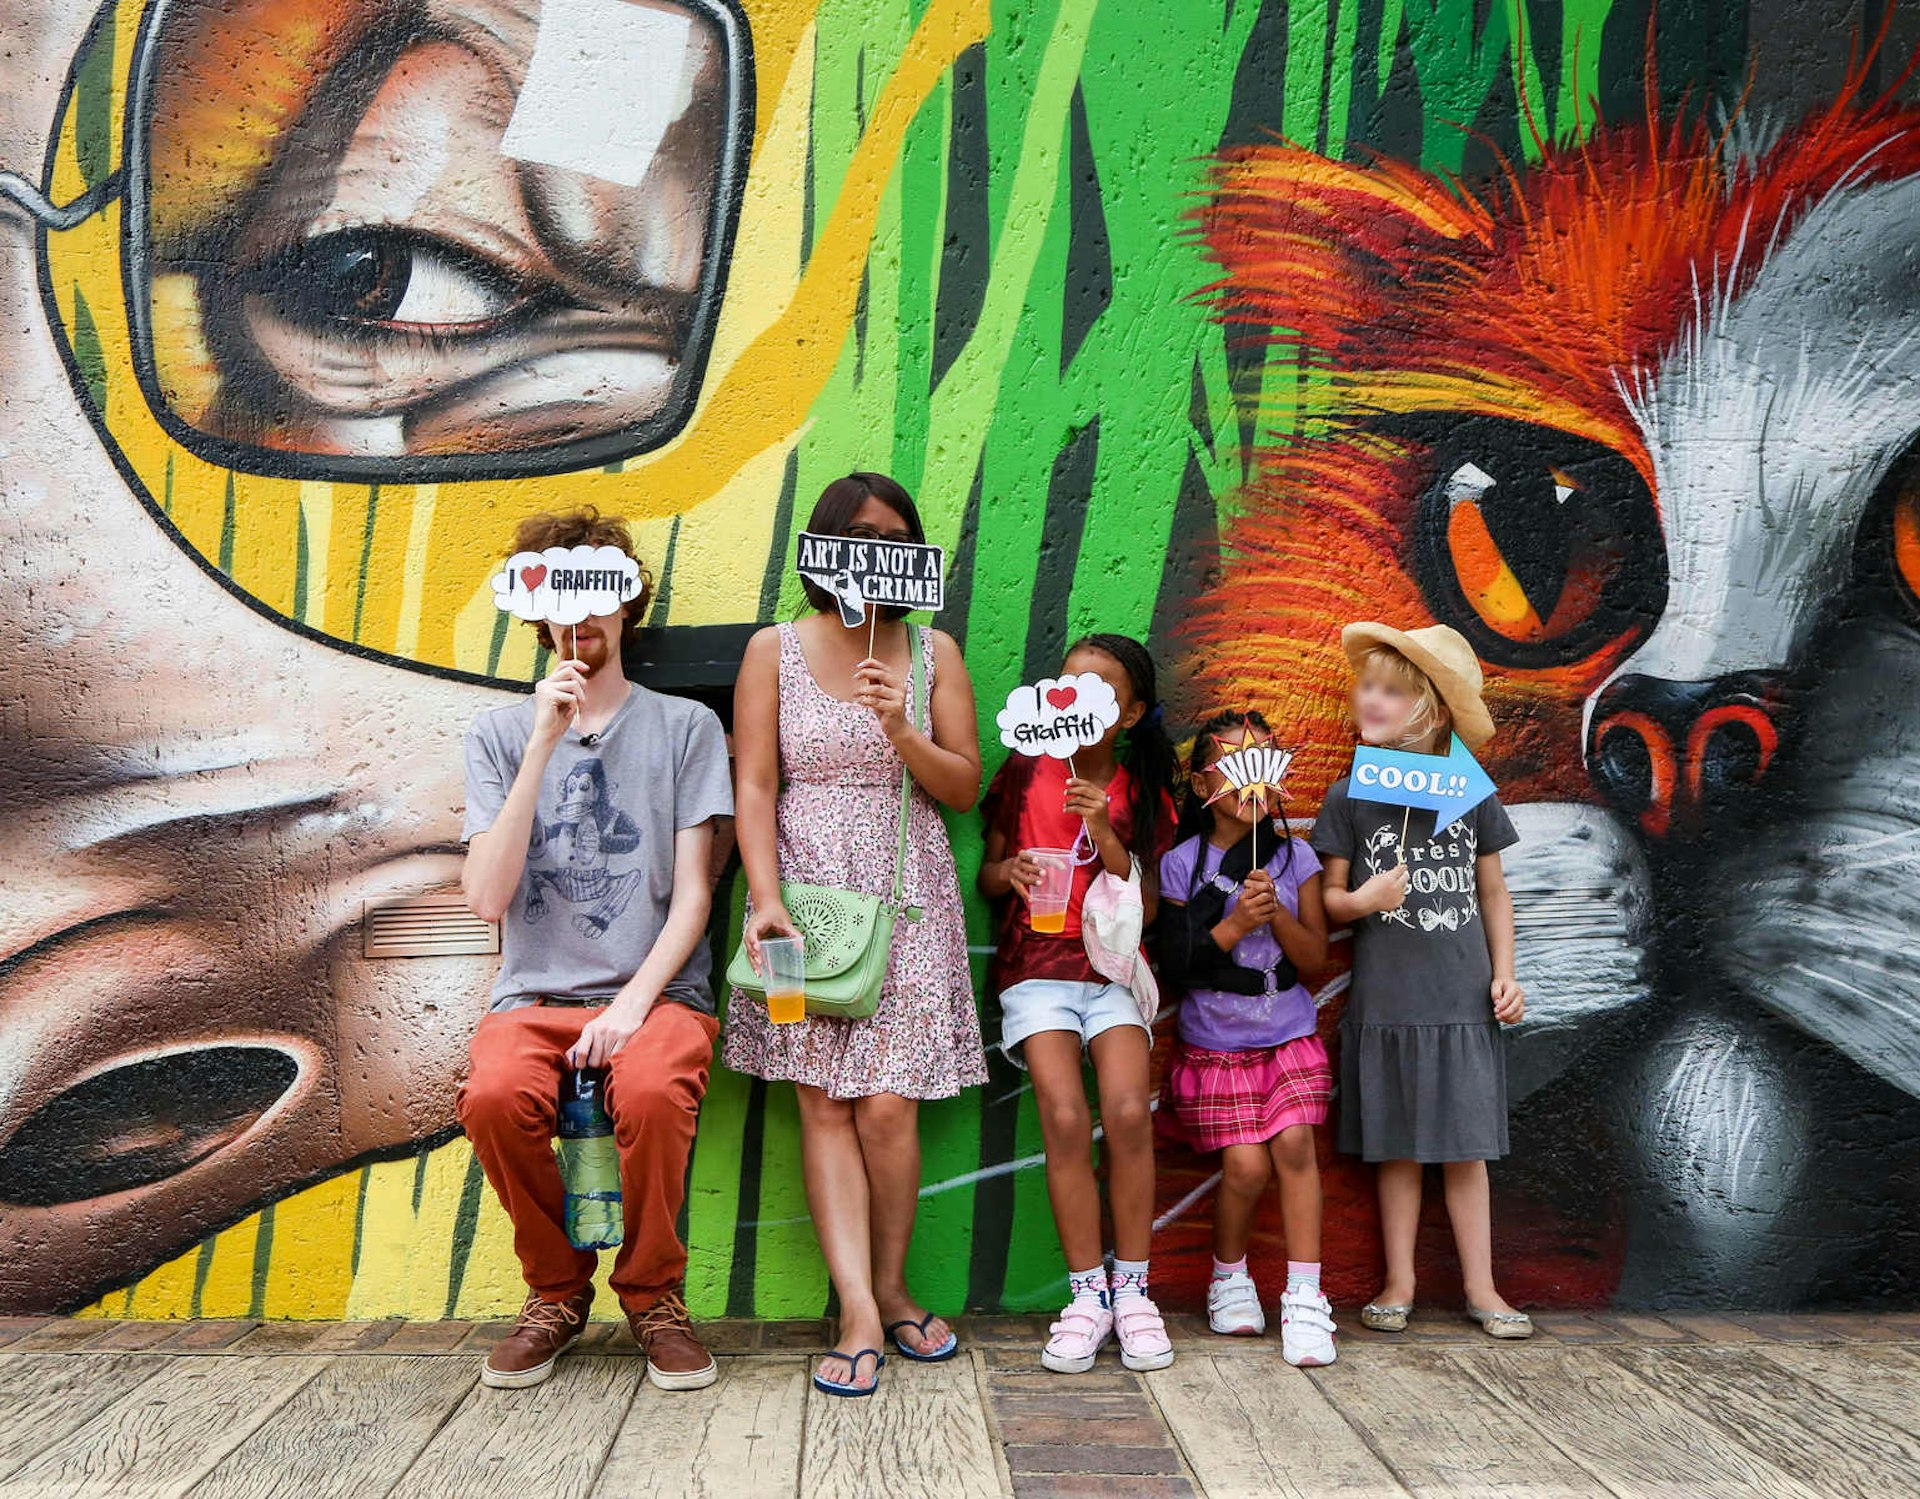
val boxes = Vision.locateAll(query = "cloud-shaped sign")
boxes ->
[996,672,1122,760]
[490,545,645,627]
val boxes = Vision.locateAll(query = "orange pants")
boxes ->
[456,1001,719,1311]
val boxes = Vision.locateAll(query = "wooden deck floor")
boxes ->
[1,1312,1917,1497]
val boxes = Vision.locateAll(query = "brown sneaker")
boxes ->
[481,1284,594,1389]
[627,1290,718,1391]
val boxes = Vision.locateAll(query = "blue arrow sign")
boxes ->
[1349,734,1496,832]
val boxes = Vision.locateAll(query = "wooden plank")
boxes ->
[802,1351,1001,1499]
[389,1355,639,1497]
[193,1356,477,1499]
[1145,1354,1405,1498]
[0,1354,168,1482]
[1306,1344,1603,1497]
[1608,1345,1920,1497]
[592,1359,808,1497]
[1754,1345,1920,1439]
[1449,1345,1825,1499]
[1,1354,317,1498]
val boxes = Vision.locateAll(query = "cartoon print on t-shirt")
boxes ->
[526,758,645,938]
[1361,817,1479,932]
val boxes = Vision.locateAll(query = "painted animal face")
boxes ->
[1194,71,1920,1299]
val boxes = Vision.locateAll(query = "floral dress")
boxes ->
[722,623,986,1099]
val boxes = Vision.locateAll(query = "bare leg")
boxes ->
[1089,1026,1156,1263]
[1443,1159,1516,1313]
[1023,1031,1105,1272]
[1269,1125,1323,1265]
[795,1084,883,1388]
[1211,1145,1272,1264]
[1373,1159,1422,1306]
[853,1092,949,1355]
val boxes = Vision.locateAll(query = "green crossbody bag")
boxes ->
[725,624,926,1020]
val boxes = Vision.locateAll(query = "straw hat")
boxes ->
[1341,621,1496,750]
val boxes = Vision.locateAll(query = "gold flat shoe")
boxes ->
[1465,1307,1533,1340]
[1360,1302,1411,1332]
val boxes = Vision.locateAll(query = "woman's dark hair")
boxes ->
[1069,632,1175,859]
[1172,707,1293,896]
[799,472,928,621]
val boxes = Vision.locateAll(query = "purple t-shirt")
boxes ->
[1160,835,1323,1051]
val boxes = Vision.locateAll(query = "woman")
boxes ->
[724,472,987,1396]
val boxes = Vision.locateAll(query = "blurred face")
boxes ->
[1353,665,1446,748]
[549,605,628,674]
[1064,645,1144,751]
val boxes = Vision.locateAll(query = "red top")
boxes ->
[983,754,1175,992]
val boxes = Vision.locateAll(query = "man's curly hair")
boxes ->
[510,507,653,651]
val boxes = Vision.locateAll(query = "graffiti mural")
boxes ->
[1,0,1916,1319]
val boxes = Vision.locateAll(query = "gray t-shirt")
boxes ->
[1309,777,1519,1026]
[463,685,734,1012]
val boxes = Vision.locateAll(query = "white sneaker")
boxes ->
[1280,1286,1337,1367]
[1207,1271,1266,1336]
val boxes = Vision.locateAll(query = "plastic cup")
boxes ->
[1026,847,1073,933]
[761,935,807,1024]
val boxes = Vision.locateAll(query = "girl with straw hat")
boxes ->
[1308,622,1533,1341]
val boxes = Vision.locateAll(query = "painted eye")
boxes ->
[246,229,537,335]
[1854,433,1920,612]
[1413,420,1667,666]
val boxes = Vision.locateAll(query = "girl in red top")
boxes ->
[980,634,1177,1373]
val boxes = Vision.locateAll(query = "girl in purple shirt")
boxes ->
[1158,710,1335,1366]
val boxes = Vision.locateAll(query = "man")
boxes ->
[458,507,732,1390]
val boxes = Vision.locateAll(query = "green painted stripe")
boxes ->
[351,486,380,642]
[350,1165,372,1280]
[443,1150,488,1319]
[292,503,310,624]
[190,1237,216,1318]
[247,1204,276,1319]
[218,475,236,575]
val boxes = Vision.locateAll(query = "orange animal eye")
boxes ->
[1893,488,1920,603]
[1413,420,1666,667]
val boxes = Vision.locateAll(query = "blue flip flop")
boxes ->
[886,1313,959,1362]
[812,1347,886,1397]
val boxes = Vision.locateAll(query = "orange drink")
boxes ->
[760,936,807,1025]
[1026,848,1074,933]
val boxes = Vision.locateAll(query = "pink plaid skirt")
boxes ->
[1157,1034,1333,1152]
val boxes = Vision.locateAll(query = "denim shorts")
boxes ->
[996,978,1149,1069]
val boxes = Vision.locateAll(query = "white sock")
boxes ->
[1287,1260,1322,1294]
[1110,1257,1150,1303]
[1067,1266,1109,1309]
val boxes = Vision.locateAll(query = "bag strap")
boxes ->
[891,624,926,909]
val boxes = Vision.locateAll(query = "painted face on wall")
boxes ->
[1195,70,1920,1303]
[0,0,744,1313]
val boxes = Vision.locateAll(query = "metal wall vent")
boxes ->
[363,894,500,959]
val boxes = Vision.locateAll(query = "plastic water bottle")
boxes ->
[556,1069,623,1251]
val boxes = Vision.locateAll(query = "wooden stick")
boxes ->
[867,604,878,660]
[1399,804,1412,861]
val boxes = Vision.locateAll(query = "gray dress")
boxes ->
[1310,778,1520,1163]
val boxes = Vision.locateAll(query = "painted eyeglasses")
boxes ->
[14,0,753,483]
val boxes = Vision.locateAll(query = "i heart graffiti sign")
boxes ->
[996,673,1121,760]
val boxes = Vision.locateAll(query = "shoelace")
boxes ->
[632,1291,692,1343]
[516,1293,582,1340]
